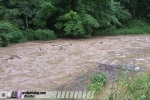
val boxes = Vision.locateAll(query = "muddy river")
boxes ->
[0,35,150,91]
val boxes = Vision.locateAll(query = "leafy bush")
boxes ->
[34,29,56,40]
[0,21,25,46]
[8,31,26,43]
[114,3,132,25]
[0,21,20,34]
[0,38,1,47]
[23,29,35,41]
[0,34,9,47]
[55,11,99,38]
[87,72,107,92]
[55,11,86,38]
[82,14,100,35]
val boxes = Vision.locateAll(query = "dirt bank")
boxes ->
[0,35,150,91]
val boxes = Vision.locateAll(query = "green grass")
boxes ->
[96,20,150,36]
[87,72,107,92]
[107,72,150,100]
[88,72,150,100]
[113,20,150,35]
[114,27,150,35]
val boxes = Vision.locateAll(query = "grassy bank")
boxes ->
[114,20,150,35]
[88,72,150,100]
[0,20,150,47]
[96,20,150,36]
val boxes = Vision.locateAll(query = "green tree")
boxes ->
[1,0,40,29]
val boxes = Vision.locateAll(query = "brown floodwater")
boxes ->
[0,35,150,91]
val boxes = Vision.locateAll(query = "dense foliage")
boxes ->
[0,0,150,46]
[0,21,25,46]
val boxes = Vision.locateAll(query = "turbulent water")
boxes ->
[0,35,150,91]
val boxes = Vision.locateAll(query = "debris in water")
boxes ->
[134,67,140,71]
[9,55,21,59]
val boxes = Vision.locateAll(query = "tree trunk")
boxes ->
[133,6,136,19]
[25,13,29,29]
[71,0,78,11]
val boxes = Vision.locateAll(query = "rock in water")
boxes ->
[134,67,140,72]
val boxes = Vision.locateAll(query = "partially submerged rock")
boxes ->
[56,63,145,91]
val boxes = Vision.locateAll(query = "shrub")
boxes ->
[34,29,56,40]
[0,37,2,47]
[23,29,35,41]
[0,21,25,46]
[0,21,20,34]
[55,11,99,38]
[8,31,26,43]
[87,72,107,92]
[114,3,132,25]
[55,11,86,38]
[0,34,9,47]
